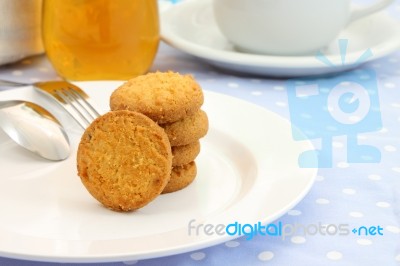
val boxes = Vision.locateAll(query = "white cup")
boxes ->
[213,0,394,55]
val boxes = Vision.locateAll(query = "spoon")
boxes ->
[0,100,70,161]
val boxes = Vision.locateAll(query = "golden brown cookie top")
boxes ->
[110,71,204,123]
[77,110,172,212]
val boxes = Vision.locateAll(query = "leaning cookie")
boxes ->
[162,110,208,146]
[172,141,201,167]
[110,71,204,124]
[162,161,197,194]
[77,110,172,212]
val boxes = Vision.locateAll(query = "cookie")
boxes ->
[77,110,172,212]
[110,71,204,123]
[162,162,197,194]
[172,141,201,167]
[162,110,208,146]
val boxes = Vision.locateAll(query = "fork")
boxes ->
[0,80,100,129]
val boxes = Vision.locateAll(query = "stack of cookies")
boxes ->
[110,71,208,194]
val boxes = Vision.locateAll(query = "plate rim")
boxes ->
[0,82,317,263]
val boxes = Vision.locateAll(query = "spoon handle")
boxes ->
[0,79,30,87]
[0,100,22,109]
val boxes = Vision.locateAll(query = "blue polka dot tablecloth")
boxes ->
[0,1,400,265]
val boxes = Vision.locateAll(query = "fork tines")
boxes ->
[55,87,100,129]
[33,81,100,129]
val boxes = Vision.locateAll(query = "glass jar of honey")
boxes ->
[42,0,159,80]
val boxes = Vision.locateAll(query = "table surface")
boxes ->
[0,1,400,265]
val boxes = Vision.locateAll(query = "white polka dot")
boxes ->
[384,82,396,88]
[190,252,206,261]
[386,225,400,234]
[258,251,274,261]
[357,239,372,245]
[317,224,328,234]
[326,251,343,260]
[349,211,364,218]
[379,127,388,133]
[337,162,349,168]
[396,254,400,262]
[384,145,397,152]
[376,201,390,208]
[123,261,138,265]
[275,101,287,107]
[316,175,325,181]
[357,135,368,140]
[291,236,306,244]
[333,141,344,148]
[349,116,361,122]
[227,82,239,88]
[316,198,330,204]
[342,188,356,195]
[12,70,23,76]
[251,91,262,96]
[325,224,338,234]
[273,86,285,91]
[368,174,381,181]
[225,240,240,247]
[287,209,302,216]
[391,167,400,173]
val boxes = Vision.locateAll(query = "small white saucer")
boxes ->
[160,0,400,77]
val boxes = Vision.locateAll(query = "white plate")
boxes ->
[161,0,400,77]
[0,82,317,263]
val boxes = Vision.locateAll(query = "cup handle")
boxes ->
[349,0,394,22]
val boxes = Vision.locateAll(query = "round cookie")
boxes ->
[172,141,200,167]
[77,110,172,212]
[162,162,197,194]
[110,71,204,124]
[162,110,208,146]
